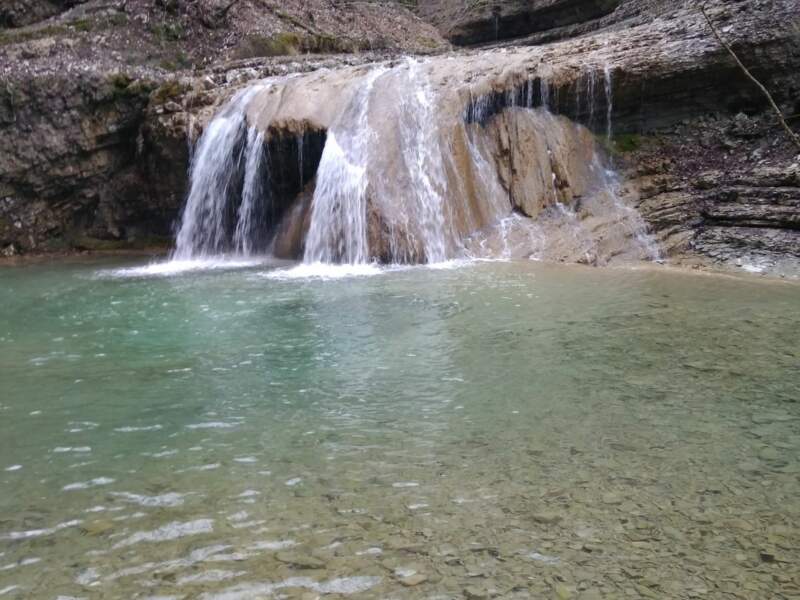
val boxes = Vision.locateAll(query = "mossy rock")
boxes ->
[71,18,93,32]
[105,74,155,101]
[611,133,644,153]
[417,36,443,50]
[109,73,133,89]
[152,79,190,104]
[150,21,187,42]
[158,50,192,72]
[232,33,302,59]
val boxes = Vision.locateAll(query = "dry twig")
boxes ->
[699,1,800,150]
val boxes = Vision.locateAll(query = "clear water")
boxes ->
[0,259,798,599]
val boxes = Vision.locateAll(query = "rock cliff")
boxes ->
[0,0,798,275]
[418,0,624,46]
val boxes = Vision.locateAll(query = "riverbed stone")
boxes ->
[81,520,114,536]
[398,572,428,586]
[532,512,564,525]
[275,552,326,569]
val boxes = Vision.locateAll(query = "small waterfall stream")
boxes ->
[172,57,660,268]
[303,68,385,264]
[173,85,267,260]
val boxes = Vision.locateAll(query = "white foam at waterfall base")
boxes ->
[103,257,276,279]
[262,262,385,281]
[262,258,487,281]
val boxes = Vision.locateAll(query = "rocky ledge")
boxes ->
[623,112,800,277]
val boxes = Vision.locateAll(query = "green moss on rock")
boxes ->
[152,79,189,104]
[151,21,187,42]
[109,73,133,89]
[158,50,192,72]
[612,133,644,153]
[71,18,93,32]
[105,74,155,101]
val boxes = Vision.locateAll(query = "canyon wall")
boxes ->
[0,0,798,273]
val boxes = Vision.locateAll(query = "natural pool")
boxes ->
[0,259,798,599]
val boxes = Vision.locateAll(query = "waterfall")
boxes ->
[604,65,613,141]
[303,68,384,264]
[232,128,268,256]
[540,77,550,110]
[392,59,449,263]
[173,86,266,259]
[303,132,370,263]
[170,56,660,268]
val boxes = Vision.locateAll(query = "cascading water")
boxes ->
[375,59,451,263]
[173,85,267,260]
[302,69,384,264]
[604,65,613,141]
[232,128,268,256]
[170,55,661,269]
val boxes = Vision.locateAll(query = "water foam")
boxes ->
[62,477,115,491]
[104,258,270,278]
[1,520,82,541]
[109,492,186,508]
[198,576,381,600]
[263,262,384,281]
[112,519,214,549]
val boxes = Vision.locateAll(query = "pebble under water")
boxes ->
[0,259,798,599]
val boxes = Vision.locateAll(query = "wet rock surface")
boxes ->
[0,68,174,253]
[621,112,800,276]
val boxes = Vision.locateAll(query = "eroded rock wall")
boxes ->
[621,112,800,275]
[0,71,177,253]
[0,0,798,274]
[418,0,623,46]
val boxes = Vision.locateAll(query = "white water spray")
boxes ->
[303,69,385,264]
[173,86,266,259]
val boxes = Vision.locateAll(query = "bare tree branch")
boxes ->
[699,1,800,150]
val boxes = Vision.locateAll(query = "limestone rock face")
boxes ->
[418,0,622,46]
[0,71,178,252]
[485,109,597,218]
[627,121,800,276]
